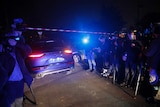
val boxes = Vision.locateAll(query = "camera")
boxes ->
[5,36,20,41]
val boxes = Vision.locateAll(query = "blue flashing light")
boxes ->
[83,38,89,44]
[82,36,89,44]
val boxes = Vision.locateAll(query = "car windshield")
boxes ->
[29,40,65,52]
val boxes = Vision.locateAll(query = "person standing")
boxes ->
[142,23,160,102]
[94,35,111,74]
[1,18,33,107]
[145,24,160,86]
[115,32,126,85]
[123,30,143,88]
[85,36,96,72]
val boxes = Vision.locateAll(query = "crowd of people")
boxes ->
[85,24,160,102]
[0,17,160,106]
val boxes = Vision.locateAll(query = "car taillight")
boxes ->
[29,53,44,58]
[64,49,72,54]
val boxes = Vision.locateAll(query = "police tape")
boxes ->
[26,27,111,35]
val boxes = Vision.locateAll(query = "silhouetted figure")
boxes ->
[0,18,33,107]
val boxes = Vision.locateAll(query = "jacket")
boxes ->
[14,40,33,87]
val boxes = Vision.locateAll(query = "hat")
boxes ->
[13,18,23,24]
[11,18,26,31]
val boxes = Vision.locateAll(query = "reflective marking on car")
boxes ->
[48,57,65,63]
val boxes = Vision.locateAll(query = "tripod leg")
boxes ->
[23,86,37,105]
[113,65,116,84]
[23,94,37,105]
[134,65,142,98]
[134,72,141,97]
[29,86,37,105]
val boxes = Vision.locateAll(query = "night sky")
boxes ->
[0,0,160,32]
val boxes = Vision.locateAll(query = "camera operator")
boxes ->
[123,30,143,88]
[0,18,33,107]
[115,32,126,85]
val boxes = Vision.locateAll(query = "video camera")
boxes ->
[5,36,20,41]
[0,32,22,52]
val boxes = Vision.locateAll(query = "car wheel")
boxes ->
[73,54,81,63]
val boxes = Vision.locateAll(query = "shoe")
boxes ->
[102,73,110,77]
[120,82,126,87]
[90,69,94,72]
[103,68,108,73]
